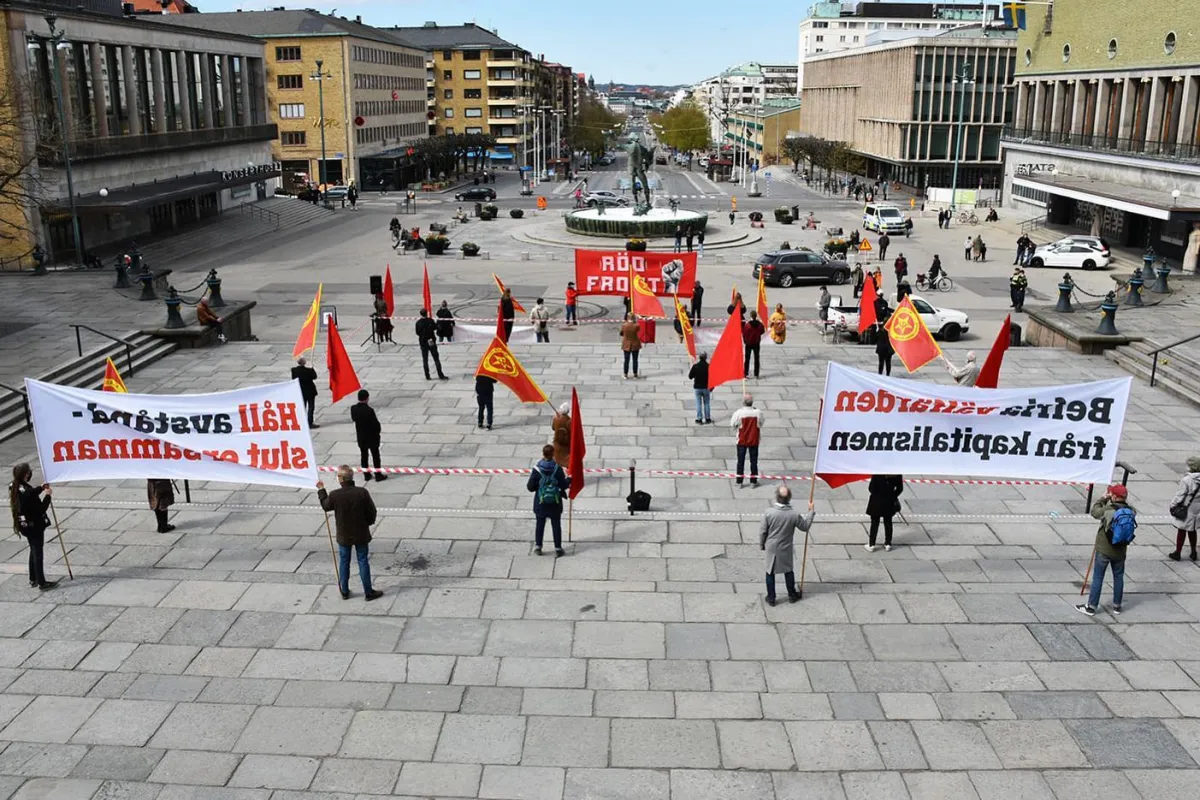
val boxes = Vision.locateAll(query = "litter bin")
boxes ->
[474,202,483,217]
[792,205,801,220]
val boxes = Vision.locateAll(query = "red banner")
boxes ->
[574,250,697,297]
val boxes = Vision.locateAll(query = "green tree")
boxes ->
[569,96,623,160]
[653,102,710,153]
[781,137,807,172]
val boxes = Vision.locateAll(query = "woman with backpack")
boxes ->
[9,463,57,590]
[527,444,571,557]
[1078,484,1137,617]
[1168,456,1200,561]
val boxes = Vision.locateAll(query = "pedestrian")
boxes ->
[31,244,45,271]
[347,182,358,210]
[945,351,979,386]
[500,288,515,342]
[8,463,56,590]
[876,324,894,376]
[526,444,570,556]
[620,312,642,379]
[728,292,746,320]
[971,234,983,262]
[551,402,571,468]
[817,285,832,324]
[852,263,864,299]
[317,465,383,601]
[769,303,788,344]
[929,255,943,285]
[730,394,764,487]
[564,281,578,326]
[674,224,683,253]
[1009,267,1028,311]
[1077,483,1138,616]
[865,473,903,552]
[373,293,394,343]
[697,228,705,259]
[904,216,912,237]
[1015,234,1032,265]
[690,280,704,326]
[975,235,987,262]
[686,226,695,253]
[938,209,946,229]
[197,297,226,343]
[878,232,890,262]
[893,254,908,282]
[895,279,911,304]
[743,310,765,379]
[351,389,386,481]
[147,478,175,533]
[688,352,712,424]
[1168,456,1200,561]
[530,297,551,343]
[475,374,495,430]
[673,311,684,343]
[729,210,736,226]
[964,235,973,261]
[415,309,448,380]
[760,484,816,606]
[291,356,319,428]
[435,300,456,343]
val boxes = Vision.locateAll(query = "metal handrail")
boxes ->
[237,203,281,229]
[1019,214,1048,235]
[1149,330,1200,387]
[70,325,136,374]
[0,381,31,431]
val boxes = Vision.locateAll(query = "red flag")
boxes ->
[568,387,586,500]
[101,358,127,393]
[630,274,666,318]
[496,301,507,343]
[756,271,769,324]
[976,314,1011,389]
[675,295,696,361]
[422,263,432,316]
[291,283,322,358]
[707,303,745,390]
[474,336,547,403]
[383,266,395,317]
[884,296,942,372]
[858,275,878,334]
[326,319,362,403]
[493,273,525,313]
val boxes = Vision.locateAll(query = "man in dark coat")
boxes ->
[350,389,387,482]
[317,465,382,601]
[760,485,816,605]
[475,374,495,430]
[865,474,904,551]
[435,301,456,343]
[415,309,448,381]
[690,281,704,326]
[291,357,319,428]
[147,479,175,533]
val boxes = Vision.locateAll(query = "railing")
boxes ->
[0,381,31,432]
[237,203,281,229]
[1003,126,1200,164]
[44,123,278,164]
[1149,331,1200,387]
[71,325,136,374]
[1020,214,1048,235]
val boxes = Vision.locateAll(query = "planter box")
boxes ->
[426,241,449,255]
[462,248,480,257]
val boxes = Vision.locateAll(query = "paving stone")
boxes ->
[485,620,574,658]
[1027,623,1090,661]
[573,622,664,659]
[778,625,871,661]
[585,659,648,690]
[938,662,1044,692]
[1032,662,1130,691]
[479,765,564,800]
[195,678,283,707]
[344,653,408,683]
[0,742,87,778]
[593,690,674,718]
[850,662,949,693]
[1,696,102,744]
[520,689,593,717]
[829,692,885,720]
[609,719,719,768]
[325,617,405,654]
[435,714,526,765]
[1041,769,1139,800]
[1065,717,1197,767]
[1125,768,1200,799]
[69,699,173,747]
[563,768,669,800]
[771,772,848,800]
[234,707,354,757]
[452,656,501,686]
[784,721,884,771]
[338,710,443,760]
[605,593,681,622]
[228,755,319,791]
[933,692,1015,721]
[242,650,350,682]
[386,684,463,712]
[716,720,794,770]
[1115,660,1199,690]
[219,611,293,648]
[1005,691,1112,719]
[523,717,609,767]
[1099,690,1181,718]
[665,623,729,660]
[648,660,710,691]
[879,693,941,720]
[668,769,773,800]
[10,779,102,800]
[863,624,960,661]
[310,758,402,795]
[947,624,1048,661]
[497,657,586,689]
[394,762,481,798]
[904,771,980,800]
[968,770,1056,800]
[840,771,908,800]
[982,720,1088,768]
[675,691,761,719]
[803,662,855,692]
[68,746,164,782]
[398,618,490,656]
[911,721,1001,770]
[148,750,240,786]
[710,661,766,692]
[869,720,928,770]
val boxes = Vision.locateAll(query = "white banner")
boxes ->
[26,379,318,489]
[814,363,1132,484]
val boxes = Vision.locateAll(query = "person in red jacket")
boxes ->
[742,310,765,379]
[564,282,578,326]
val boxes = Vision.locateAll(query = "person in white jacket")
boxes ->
[529,298,551,343]
[1169,456,1200,561]
[943,351,979,386]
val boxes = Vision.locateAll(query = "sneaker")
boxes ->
[695,419,703,425]
[375,474,387,482]
[340,590,350,600]
[1075,603,1095,617]
[864,544,876,552]
[486,424,492,430]
[1169,551,1182,561]
[555,548,565,558]
[1192,551,1198,562]
[884,544,893,552]
[160,524,176,533]
[765,597,776,607]
[1111,605,1122,615]
[704,419,713,424]
[534,547,543,556]
[38,580,58,591]
[364,473,373,481]
[788,593,801,603]
[365,589,383,602]
[217,334,227,343]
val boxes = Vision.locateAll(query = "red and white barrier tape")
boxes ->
[378,315,826,326]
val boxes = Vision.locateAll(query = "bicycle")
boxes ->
[957,210,979,226]
[916,272,954,292]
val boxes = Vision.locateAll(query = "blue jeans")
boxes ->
[765,571,797,602]
[1088,552,1124,608]
[565,304,577,324]
[693,388,711,421]
[338,544,373,595]
[623,350,639,376]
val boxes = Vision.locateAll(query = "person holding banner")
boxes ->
[8,463,56,590]
[317,466,383,602]
[865,474,904,552]
[147,479,176,533]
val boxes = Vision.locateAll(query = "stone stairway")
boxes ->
[1105,336,1200,407]
[0,331,177,444]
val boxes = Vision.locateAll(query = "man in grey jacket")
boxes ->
[760,485,816,605]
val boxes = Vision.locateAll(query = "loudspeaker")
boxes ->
[627,490,651,512]
[369,275,383,295]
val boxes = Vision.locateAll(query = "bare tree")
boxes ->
[0,79,49,262]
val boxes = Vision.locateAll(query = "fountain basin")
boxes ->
[565,207,708,238]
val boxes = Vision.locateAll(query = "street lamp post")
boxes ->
[33,15,83,272]
[310,59,332,208]
[949,61,974,213]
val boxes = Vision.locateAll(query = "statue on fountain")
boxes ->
[626,136,654,215]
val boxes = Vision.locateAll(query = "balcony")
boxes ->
[488,95,519,105]
[47,123,279,164]
[1003,126,1200,165]
[488,117,519,127]
[494,134,524,145]
[487,59,523,69]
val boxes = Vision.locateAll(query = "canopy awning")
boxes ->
[44,166,281,212]
[1014,173,1200,221]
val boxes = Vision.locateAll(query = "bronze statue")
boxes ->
[626,136,654,208]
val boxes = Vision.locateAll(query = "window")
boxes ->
[277,74,303,90]
[464,88,481,99]
[444,108,454,118]
[442,50,453,60]
[1024,48,1032,66]
[445,127,454,134]
[465,126,482,134]
[813,21,828,28]
[464,108,482,117]
[1062,44,1071,62]
[1107,38,1118,59]
[443,70,452,80]
[912,299,934,314]
[463,50,481,60]
[443,88,453,99]
[281,131,306,146]
[815,35,824,42]
[279,103,305,119]
[275,46,301,62]
[1166,32,1177,54]
[464,70,481,80]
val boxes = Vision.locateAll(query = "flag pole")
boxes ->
[568,496,573,543]
[798,398,824,599]
[48,499,73,580]
[322,510,340,589]
[1079,547,1096,596]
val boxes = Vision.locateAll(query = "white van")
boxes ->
[862,204,907,234]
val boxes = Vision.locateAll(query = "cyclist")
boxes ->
[928,255,943,286]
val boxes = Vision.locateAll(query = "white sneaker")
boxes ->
[863,544,876,552]
[217,334,227,343]
[884,544,893,552]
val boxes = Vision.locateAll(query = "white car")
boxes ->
[585,190,628,207]
[826,294,970,342]
[1028,240,1112,271]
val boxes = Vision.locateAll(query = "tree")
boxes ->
[1,77,55,263]
[652,102,709,153]
[781,137,807,172]
[569,96,622,160]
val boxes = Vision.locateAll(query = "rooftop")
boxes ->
[142,8,421,50]
[388,21,520,51]
[806,24,1016,62]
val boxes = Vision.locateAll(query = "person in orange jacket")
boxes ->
[564,282,578,326]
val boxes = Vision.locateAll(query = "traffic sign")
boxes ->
[859,239,873,252]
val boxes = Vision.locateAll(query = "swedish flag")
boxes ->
[1002,1,1027,30]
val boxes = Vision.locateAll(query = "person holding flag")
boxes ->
[756,270,769,324]
[293,285,323,358]
[291,357,320,428]
[743,310,765,380]
[674,295,696,360]
[473,335,549,405]
[883,296,943,373]
[688,352,712,424]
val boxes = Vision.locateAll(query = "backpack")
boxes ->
[536,467,562,505]
[1109,507,1137,545]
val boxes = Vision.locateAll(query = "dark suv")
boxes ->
[752,249,851,288]
[455,187,497,201]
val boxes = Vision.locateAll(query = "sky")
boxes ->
[194,0,831,85]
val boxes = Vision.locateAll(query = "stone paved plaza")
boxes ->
[1,180,1200,799]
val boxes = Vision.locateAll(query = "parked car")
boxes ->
[455,187,497,202]
[827,294,970,342]
[1028,240,1112,270]
[752,249,851,288]
[597,155,614,166]
[698,157,710,168]
[585,190,628,207]
[324,185,349,200]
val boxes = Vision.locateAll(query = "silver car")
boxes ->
[585,190,628,208]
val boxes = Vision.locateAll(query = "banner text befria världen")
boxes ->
[813,364,1132,484]
[26,379,318,488]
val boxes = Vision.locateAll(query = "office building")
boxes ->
[692,62,798,146]
[726,98,803,170]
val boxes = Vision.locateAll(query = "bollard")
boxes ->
[128,243,142,273]
[164,287,186,328]
[1124,276,1144,306]
[1055,282,1075,312]
[1096,293,1119,335]
[1151,260,1171,293]
[138,269,157,301]
[113,256,131,289]
[205,269,225,308]
[1142,250,1155,275]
